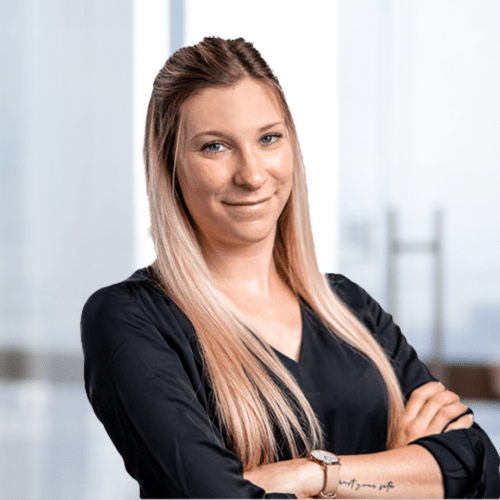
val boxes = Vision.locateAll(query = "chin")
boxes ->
[217,221,277,246]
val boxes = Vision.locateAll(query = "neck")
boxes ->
[200,232,281,300]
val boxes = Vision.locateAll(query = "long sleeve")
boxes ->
[328,274,500,499]
[81,277,295,499]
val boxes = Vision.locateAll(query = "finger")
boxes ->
[412,388,460,430]
[427,399,469,433]
[444,413,474,432]
[404,382,445,420]
[442,408,474,432]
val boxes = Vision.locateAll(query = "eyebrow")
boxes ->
[191,121,285,142]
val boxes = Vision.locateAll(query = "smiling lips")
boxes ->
[223,196,271,206]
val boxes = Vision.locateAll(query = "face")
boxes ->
[176,78,294,250]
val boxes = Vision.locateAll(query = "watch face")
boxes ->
[311,450,339,465]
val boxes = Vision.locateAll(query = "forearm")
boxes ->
[337,444,443,499]
[245,444,444,499]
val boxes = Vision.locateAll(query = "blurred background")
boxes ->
[1,0,499,498]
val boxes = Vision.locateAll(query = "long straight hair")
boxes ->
[144,37,404,470]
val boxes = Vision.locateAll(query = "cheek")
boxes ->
[177,162,233,224]
[270,147,294,184]
[178,161,223,197]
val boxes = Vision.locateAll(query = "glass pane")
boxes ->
[338,0,500,363]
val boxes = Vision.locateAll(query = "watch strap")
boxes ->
[308,450,341,498]
[319,461,340,498]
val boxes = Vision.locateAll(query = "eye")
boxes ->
[202,141,226,153]
[260,133,282,145]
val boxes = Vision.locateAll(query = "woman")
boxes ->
[81,37,499,498]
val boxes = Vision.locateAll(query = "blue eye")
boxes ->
[261,133,282,145]
[202,142,225,153]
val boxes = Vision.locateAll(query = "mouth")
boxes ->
[223,196,271,206]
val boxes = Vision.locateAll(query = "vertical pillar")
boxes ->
[170,0,184,54]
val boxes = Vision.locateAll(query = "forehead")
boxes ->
[180,79,284,138]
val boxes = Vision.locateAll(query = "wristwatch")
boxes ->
[307,450,341,499]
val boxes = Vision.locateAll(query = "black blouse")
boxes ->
[81,268,500,498]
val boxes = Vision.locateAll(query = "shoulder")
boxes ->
[325,273,371,309]
[81,266,185,328]
[81,267,194,363]
[81,268,156,355]
[325,272,392,338]
[325,273,381,331]
[324,273,401,353]
[82,267,165,318]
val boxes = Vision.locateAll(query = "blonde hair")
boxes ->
[144,37,404,470]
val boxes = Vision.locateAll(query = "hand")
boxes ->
[392,381,474,449]
[244,457,323,498]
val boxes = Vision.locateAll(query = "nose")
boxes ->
[232,147,267,190]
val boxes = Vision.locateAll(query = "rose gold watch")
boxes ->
[307,450,341,499]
